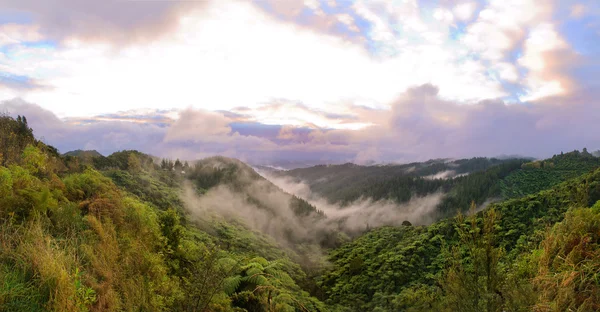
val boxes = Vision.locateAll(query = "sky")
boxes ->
[1,0,600,165]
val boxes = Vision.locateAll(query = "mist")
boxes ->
[181,176,325,252]
[424,170,457,180]
[255,169,444,231]
[423,170,470,180]
[180,163,444,254]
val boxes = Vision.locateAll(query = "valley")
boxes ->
[1,115,600,311]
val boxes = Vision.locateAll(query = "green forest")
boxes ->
[1,114,600,311]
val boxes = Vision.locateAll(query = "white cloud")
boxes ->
[336,14,360,32]
[453,2,477,21]
[495,62,519,82]
[462,0,551,61]
[231,101,372,130]
[518,23,567,101]
[519,23,565,72]
[433,8,454,24]
[1,0,508,122]
[303,0,326,16]
[0,24,42,46]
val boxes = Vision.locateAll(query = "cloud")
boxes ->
[424,170,459,180]
[453,2,477,21]
[518,23,571,101]
[2,0,517,119]
[3,76,600,167]
[256,169,445,231]
[0,23,42,45]
[383,84,600,160]
[230,100,370,130]
[0,73,48,92]
[164,108,233,142]
[335,14,360,32]
[2,0,598,168]
[0,98,168,155]
[462,0,541,61]
[570,4,587,18]
[2,0,209,45]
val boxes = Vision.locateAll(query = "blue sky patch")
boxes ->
[0,72,40,90]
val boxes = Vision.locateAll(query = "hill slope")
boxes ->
[319,167,600,311]
[270,153,600,220]
[63,149,103,158]
[0,115,328,312]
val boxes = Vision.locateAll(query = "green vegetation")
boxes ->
[501,149,600,198]
[277,158,522,206]
[319,167,600,311]
[0,115,326,311]
[2,114,600,311]
[278,152,600,218]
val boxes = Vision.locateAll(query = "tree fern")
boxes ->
[223,276,242,296]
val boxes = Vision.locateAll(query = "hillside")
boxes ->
[501,150,600,198]
[2,114,600,312]
[270,153,600,219]
[274,158,518,198]
[319,167,600,311]
[63,149,103,158]
[0,115,328,311]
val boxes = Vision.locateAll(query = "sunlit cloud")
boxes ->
[0,0,599,163]
[453,2,477,21]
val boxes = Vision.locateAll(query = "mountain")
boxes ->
[63,149,103,158]
[251,159,342,170]
[268,154,600,219]
[270,157,523,203]
[2,114,600,312]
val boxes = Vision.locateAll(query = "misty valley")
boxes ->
[1,114,600,311]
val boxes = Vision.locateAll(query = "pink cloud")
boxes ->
[3,80,600,166]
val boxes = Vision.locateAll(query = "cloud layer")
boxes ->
[2,80,599,165]
[1,0,599,164]
[3,0,598,115]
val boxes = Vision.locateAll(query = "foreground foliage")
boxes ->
[0,115,326,311]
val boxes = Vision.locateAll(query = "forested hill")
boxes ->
[270,157,528,205]
[276,157,516,188]
[0,115,328,311]
[63,149,103,158]
[270,153,600,218]
[319,167,600,311]
[500,149,600,198]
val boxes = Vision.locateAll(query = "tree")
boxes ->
[224,257,306,312]
[174,159,183,171]
[439,204,505,312]
[127,153,141,173]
